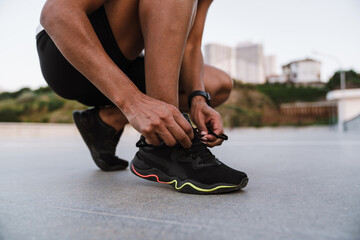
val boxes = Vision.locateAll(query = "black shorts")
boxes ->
[36,6,145,106]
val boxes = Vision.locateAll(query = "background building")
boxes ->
[204,44,236,77]
[205,42,269,84]
[235,42,266,84]
[282,58,321,85]
[264,55,277,78]
[267,75,285,83]
[327,89,360,132]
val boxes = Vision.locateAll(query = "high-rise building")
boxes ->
[204,43,236,77]
[264,55,277,78]
[235,42,265,84]
[204,42,267,84]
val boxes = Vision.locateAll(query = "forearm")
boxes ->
[180,45,208,109]
[180,45,205,95]
[41,2,141,110]
[182,47,224,145]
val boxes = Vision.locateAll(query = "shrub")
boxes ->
[255,84,327,104]
[47,97,65,112]
[0,108,22,122]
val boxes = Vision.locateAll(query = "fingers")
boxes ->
[166,122,192,148]
[160,114,194,148]
[128,97,195,147]
[142,118,179,147]
[172,108,194,140]
[143,124,185,147]
[194,114,208,141]
[156,127,178,147]
[205,138,223,148]
[203,117,224,147]
[142,129,161,146]
[141,106,193,148]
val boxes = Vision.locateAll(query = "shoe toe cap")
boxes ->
[95,154,129,171]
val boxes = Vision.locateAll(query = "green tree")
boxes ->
[0,87,32,101]
[327,70,360,90]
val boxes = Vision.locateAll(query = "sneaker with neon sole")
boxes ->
[130,122,248,194]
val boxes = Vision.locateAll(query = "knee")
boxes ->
[219,72,233,96]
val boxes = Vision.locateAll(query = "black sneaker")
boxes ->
[130,122,248,194]
[73,107,128,171]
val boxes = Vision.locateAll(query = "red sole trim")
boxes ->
[131,164,169,184]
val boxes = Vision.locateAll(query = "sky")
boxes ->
[0,0,359,91]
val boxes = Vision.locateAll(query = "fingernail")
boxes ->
[201,137,207,141]
[201,131,207,135]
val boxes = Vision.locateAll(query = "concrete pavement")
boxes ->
[0,124,359,240]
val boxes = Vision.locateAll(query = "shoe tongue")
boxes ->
[190,139,216,164]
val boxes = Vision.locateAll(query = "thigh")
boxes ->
[104,0,144,61]
[36,30,111,106]
[36,6,143,107]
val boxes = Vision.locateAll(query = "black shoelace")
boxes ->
[184,129,228,165]
[136,129,228,165]
[206,129,228,140]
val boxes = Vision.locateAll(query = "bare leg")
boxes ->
[179,64,233,111]
[98,0,145,132]
[139,0,197,107]
[104,0,144,60]
[98,106,128,132]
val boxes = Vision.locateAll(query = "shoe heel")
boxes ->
[130,161,159,183]
[130,155,172,184]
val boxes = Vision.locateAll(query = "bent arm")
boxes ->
[40,0,194,148]
[180,0,225,147]
[40,0,142,111]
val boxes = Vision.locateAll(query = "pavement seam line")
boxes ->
[46,205,207,229]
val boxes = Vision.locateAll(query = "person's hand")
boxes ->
[121,94,194,148]
[189,97,224,147]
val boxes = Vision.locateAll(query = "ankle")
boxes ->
[98,107,128,132]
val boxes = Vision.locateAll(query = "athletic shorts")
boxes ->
[36,6,146,106]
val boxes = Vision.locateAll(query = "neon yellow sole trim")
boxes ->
[166,179,237,192]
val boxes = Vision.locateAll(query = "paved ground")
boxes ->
[0,123,359,240]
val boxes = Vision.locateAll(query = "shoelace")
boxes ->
[136,130,228,147]
[205,129,228,140]
[183,128,228,165]
[135,128,228,165]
